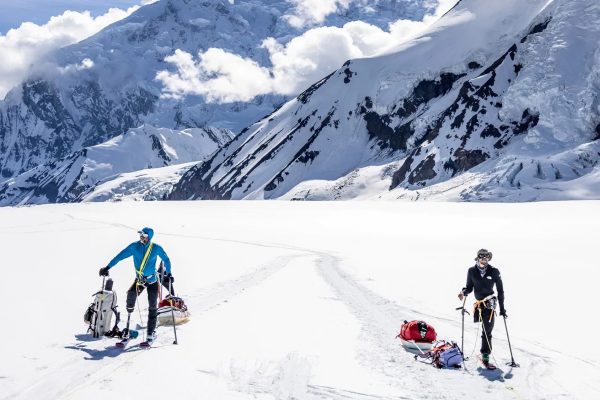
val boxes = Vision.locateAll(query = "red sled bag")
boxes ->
[396,321,437,350]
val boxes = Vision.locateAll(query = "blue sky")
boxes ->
[0,0,140,33]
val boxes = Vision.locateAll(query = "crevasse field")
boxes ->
[1,201,599,400]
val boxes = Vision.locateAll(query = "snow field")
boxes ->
[1,201,599,399]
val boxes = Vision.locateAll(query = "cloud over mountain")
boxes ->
[157,0,456,103]
[0,5,140,98]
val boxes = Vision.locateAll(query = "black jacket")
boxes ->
[462,264,505,312]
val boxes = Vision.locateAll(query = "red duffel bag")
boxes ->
[397,320,437,343]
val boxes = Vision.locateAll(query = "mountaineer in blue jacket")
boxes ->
[99,227,174,344]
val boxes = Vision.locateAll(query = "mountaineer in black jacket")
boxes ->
[458,249,506,368]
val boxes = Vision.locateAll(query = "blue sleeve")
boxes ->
[156,245,171,274]
[107,243,135,269]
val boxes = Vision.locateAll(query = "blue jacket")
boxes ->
[107,229,171,284]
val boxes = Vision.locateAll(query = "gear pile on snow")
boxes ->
[396,320,437,351]
[416,340,464,369]
[84,278,121,338]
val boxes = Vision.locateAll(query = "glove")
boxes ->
[165,273,174,283]
[500,308,507,318]
[99,266,110,276]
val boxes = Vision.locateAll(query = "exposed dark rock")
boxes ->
[441,0,463,18]
[512,108,539,135]
[514,64,523,75]
[216,115,312,196]
[521,18,552,43]
[494,139,508,149]
[480,44,518,76]
[408,154,437,184]
[451,109,466,129]
[444,149,489,176]
[390,155,414,189]
[343,68,356,84]
[465,114,479,137]
[468,61,482,69]
[168,154,227,200]
[481,124,501,138]
[393,73,466,119]
[21,80,79,159]
[454,148,488,171]
[363,112,395,150]
[150,135,171,164]
[296,71,335,104]
[265,109,336,192]
[594,124,600,140]
[297,150,320,164]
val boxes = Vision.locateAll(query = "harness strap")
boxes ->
[136,243,154,281]
[473,294,497,322]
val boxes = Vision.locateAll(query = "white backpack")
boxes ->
[84,278,120,337]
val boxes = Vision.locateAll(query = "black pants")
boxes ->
[126,281,159,335]
[475,305,495,355]
[157,266,175,295]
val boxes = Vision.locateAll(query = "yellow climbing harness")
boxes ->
[473,294,497,323]
[136,242,154,285]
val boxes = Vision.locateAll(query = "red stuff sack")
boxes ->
[398,320,437,343]
[158,296,187,311]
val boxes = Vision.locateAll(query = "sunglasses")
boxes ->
[478,254,490,260]
[139,233,149,238]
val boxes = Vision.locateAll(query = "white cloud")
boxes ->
[59,58,95,74]
[156,49,274,103]
[157,0,458,104]
[284,0,352,28]
[0,5,140,98]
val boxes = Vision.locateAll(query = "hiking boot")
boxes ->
[140,331,156,348]
[480,353,496,370]
[147,331,156,342]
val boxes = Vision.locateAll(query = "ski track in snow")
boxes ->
[6,211,598,400]
[5,253,304,400]
[61,255,304,400]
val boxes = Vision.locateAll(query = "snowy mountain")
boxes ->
[168,0,600,201]
[0,125,231,205]
[0,0,434,180]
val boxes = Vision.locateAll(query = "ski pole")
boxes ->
[456,295,468,360]
[94,276,106,338]
[169,279,178,345]
[503,315,520,367]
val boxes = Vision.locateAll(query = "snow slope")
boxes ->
[79,162,198,202]
[1,201,599,399]
[169,0,600,202]
[0,125,232,205]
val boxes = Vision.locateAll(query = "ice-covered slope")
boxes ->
[169,0,600,201]
[0,125,231,205]
[1,201,599,399]
[0,0,434,180]
[79,162,197,202]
